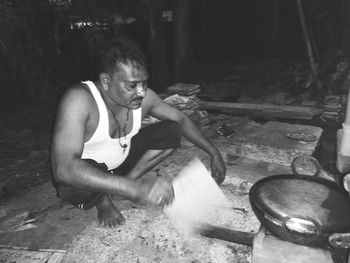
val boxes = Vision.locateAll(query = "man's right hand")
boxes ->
[135,177,174,207]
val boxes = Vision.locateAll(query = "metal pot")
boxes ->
[249,174,350,248]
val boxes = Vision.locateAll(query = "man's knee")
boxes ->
[56,184,101,210]
[162,120,182,142]
[149,120,182,150]
[53,159,108,210]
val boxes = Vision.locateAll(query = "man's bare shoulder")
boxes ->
[59,83,94,110]
[142,88,184,121]
[54,82,97,127]
[143,88,162,105]
[142,88,160,113]
[62,83,92,103]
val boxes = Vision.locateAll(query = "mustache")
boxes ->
[132,97,144,102]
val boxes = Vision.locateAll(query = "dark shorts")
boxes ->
[114,120,181,174]
[53,120,181,209]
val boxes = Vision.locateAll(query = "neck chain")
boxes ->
[99,89,130,153]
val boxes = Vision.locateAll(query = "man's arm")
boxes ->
[51,86,173,204]
[143,89,226,184]
[51,86,137,197]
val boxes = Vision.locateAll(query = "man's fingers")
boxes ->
[158,189,174,206]
[158,195,173,207]
[140,176,175,206]
[154,179,174,206]
[213,172,225,185]
[167,182,175,202]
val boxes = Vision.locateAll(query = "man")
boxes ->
[50,36,226,227]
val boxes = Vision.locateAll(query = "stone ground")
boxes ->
[0,57,344,262]
[0,112,332,263]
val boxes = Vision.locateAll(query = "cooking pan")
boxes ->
[249,173,350,248]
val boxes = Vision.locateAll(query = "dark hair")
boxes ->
[97,36,147,75]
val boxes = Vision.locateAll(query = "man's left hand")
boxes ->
[210,153,226,185]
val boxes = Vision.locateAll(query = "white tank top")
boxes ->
[81,81,141,170]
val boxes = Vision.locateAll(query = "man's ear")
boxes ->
[99,73,110,91]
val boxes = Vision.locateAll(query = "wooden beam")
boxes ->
[198,224,254,246]
[200,101,323,120]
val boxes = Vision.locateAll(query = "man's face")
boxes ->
[108,61,148,109]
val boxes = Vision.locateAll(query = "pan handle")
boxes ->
[291,155,321,177]
[329,233,350,248]
[284,217,320,235]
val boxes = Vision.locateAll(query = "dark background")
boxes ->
[0,0,348,114]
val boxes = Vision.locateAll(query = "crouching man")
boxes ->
[50,36,226,227]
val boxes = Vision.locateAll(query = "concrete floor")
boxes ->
[0,116,324,262]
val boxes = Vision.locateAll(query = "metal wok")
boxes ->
[249,174,350,249]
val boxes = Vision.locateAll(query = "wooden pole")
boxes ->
[296,0,324,96]
[271,0,280,52]
[147,0,170,92]
[173,0,195,82]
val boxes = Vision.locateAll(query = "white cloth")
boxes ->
[81,81,141,170]
[164,158,230,234]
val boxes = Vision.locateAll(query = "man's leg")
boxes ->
[94,194,125,227]
[126,149,174,180]
[98,121,181,225]
[54,121,181,227]
[114,120,182,179]
[53,159,125,227]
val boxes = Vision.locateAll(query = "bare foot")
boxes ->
[95,195,125,227]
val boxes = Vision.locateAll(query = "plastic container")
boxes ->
[336,126,350,173]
